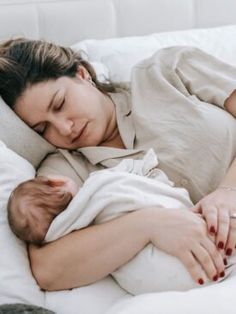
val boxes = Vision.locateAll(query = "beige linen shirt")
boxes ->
[38,46,236,203]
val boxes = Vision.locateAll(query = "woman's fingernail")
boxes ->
[209,226,216,234]
[220,271,225,278]
[223,258,228,266]
[226,248,232,256]
[213,274,218,281]
[198,278,204,285]
[218,241,224,249]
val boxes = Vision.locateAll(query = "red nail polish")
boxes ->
[218,241,224,249]
[223,258,228,266]
[220,271,225,277]
[209,226,216,234]
[226,248,232,256]
[213,274,218,281]
[198,278,204,285]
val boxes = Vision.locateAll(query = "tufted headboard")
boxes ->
[0,0,236,45]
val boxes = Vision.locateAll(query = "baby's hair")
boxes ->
[7,176,72,244]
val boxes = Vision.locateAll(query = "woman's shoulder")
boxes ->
[133,46,208,70]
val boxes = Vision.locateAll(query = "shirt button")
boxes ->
[180,178,188,186]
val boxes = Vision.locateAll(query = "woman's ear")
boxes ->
[76,65,91,80]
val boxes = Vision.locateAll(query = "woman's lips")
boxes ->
[71,123,88,143]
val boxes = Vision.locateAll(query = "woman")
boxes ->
[0,38,235,291]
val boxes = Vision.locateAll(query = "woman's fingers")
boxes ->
[178,251,207,285]
[200,204,235,256]
[191,243,220,281]
[178,239,225,285]
[148,208,227,284]
[216,208,230,250]
[201,205,218,235]
[195,189,236,256]
[201,238,225,278]
[199,202,231,253]
[191,202,202,214]
[225,217,236,256]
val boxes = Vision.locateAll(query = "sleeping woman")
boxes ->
[0,38,236,291]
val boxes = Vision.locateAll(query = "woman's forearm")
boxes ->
[28,208,152,291]
[29,206,225,290]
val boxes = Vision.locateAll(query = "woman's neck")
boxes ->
[100,94,125,149]
[101,128,125,149]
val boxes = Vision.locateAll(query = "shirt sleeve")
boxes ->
[160,46,236,108]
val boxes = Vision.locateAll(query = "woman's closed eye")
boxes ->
[34,98,65,135]
[34,122,47,135]
[54,98,65,111]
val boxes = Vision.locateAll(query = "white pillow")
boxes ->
[0,141,44,306]
[0,98,55,168]
[72,25,236,82]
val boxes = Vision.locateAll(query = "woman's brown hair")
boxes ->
[0,38,115,109]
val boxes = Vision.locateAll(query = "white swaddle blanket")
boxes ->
[45,149,226,294]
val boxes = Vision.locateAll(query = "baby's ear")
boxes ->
[46,178,66,188]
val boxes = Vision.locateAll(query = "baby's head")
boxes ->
[7,175,78,245]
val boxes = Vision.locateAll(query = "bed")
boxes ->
[0,0,236,313]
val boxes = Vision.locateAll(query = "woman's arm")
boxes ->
[29,208,151,291]
[192,96,236,257]
[218,156,236,254]
[171,46,236,108]
[29,207,225,291]
[192,156,236,257]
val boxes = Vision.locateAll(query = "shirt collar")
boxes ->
[109,88,135,149]
[78,146,143,166]
[77,89,140,166]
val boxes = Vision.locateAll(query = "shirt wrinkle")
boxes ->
[38,46,236,204]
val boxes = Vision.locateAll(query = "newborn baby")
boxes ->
[7,174,78,244]
[7,149,228,294]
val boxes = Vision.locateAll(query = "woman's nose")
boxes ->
[54,118,73,136]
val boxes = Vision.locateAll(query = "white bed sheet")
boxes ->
[45,277,130,314]
[106,261,236,314]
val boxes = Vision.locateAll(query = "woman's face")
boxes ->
[14,69,115,149]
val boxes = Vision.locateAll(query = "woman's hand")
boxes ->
[192,188,236,257]
[148,207,225,285]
